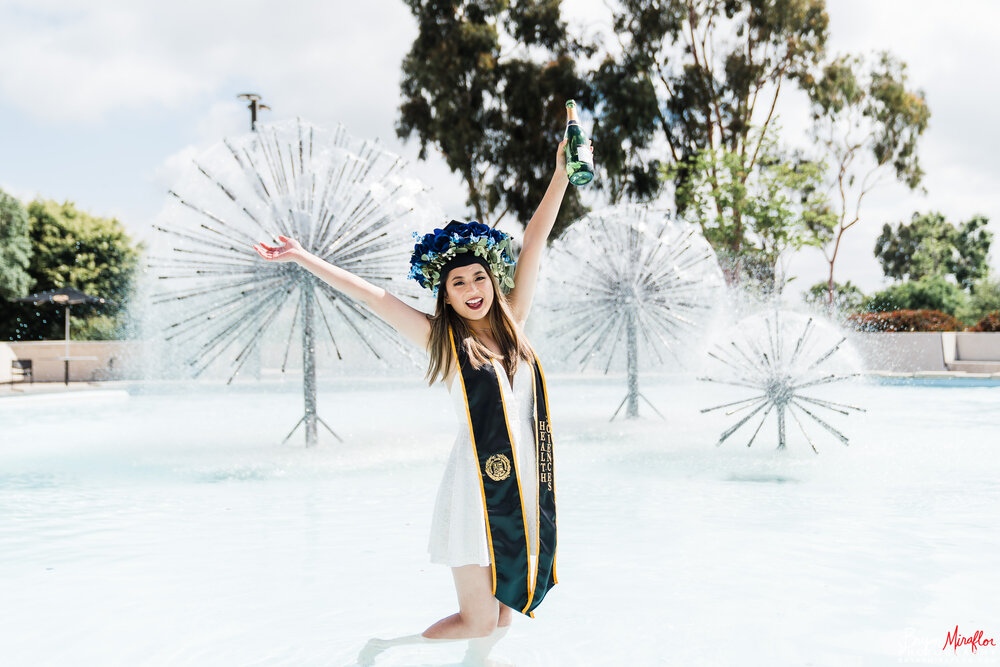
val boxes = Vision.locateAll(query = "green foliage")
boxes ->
[811,52,929,189]
[397,0,589,237]
[73,314,127,341]
[667,136,835,289]
[0,199,143,341]
[589,52,662,203]
[957,275,1000,325]
[874,211,992,288]
[0,189,33,300]
[600,0,829,235]
[953,217,994,288]
[865,275,968,316]
[808,51,930,305]
[803,279,865,313]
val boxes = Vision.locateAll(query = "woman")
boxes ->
[254,136,585,656]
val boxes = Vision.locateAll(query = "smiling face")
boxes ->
[444,263,495,323]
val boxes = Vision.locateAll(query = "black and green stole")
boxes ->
[447,325,558,617]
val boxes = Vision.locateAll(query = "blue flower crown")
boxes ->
[407,220,516,296]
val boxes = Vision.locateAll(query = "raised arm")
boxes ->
[507,138,579,325]
[253,236,431,350]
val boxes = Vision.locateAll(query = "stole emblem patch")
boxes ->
[484,453,512,481]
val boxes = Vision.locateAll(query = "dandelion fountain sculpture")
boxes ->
[543,205,724,419]
[699,309,866,452]
[151,118,438,446]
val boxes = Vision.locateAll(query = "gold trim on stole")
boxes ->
[534,352,558,585]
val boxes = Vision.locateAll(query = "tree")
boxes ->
[597,0,829,280]
[667,135,835,290]
[0,189,33,300]
[866,275,967,316]
[952,215,993,289]
[0,200,143,341]
[874,211,992,288]
[809,51,930,306]
[961,274,1000,324]
[803,279,864,314]
[397,0,590,238]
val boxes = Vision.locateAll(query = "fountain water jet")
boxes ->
[542,204,724,419]
[699,309,866,452]
[150,118,440,446]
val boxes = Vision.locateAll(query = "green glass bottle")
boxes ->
[564,100,594,186]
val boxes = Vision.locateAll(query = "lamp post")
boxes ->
[237,93,270,132]
[237,93,270,383]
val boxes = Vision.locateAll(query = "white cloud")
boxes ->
[0,0,418,124]
[149,99,246,191]
[0,2,212,121]
[2,0,999,297]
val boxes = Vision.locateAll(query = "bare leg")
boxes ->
[462,624,510,666]
[497,602,513,628]
[357,633,444,665]
[357,564,509,664]
[422,563,499,639]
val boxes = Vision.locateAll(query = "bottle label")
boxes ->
[575,144,594,167]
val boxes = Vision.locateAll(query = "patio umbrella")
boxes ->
[12,287,116,383]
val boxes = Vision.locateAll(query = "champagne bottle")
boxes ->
[564,100,594,186]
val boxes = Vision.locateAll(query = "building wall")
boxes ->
[844,332,1000,373]
[1,341,145,383]
[848,332,948,372]
[3,333,999,383]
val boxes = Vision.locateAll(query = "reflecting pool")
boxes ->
[1,375,997,666]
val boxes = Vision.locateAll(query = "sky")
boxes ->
[1,0,998,298]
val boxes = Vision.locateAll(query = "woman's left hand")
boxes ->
[555,139,568,179]
[554,138,594,181]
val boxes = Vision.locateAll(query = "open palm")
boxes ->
[253,235,302,262]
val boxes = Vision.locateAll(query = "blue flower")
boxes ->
[468,221,490,236]
[407,221,515,293]
[431,233,452,252]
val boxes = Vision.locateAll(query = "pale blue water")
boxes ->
[1,375,997,666]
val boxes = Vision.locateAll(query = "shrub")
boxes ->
[802,280,866,313]
[958,276,1000,324]
[0,188,33,300]
[969,310,1000,332]
[865,275,968,316]
[847,309,964,332]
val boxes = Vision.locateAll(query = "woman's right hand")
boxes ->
[253,235,304,263]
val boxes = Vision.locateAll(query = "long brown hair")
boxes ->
[424,266,535,386]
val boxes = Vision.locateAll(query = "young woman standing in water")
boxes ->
[255,135,590,661]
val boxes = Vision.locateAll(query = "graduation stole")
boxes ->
[447,325,558,617]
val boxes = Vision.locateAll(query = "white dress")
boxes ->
[428,358,539,567]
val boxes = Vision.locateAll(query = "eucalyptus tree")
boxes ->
[595,0,830,280]
[809,51,930,307]
[397,0,591,237]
